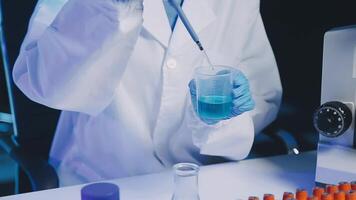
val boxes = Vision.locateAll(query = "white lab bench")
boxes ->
[0,152,316,200]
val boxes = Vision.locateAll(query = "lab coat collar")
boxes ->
[169,0,216,52]
[142,0,216,50]
[143,0,172,47]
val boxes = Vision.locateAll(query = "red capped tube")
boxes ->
[308,196,319,200]
[249,196,259,200]
[346,191,356,200]
[327,185,339,194]
[264,194,275,200]
[296,189,308,200]
[351,182,356,191]
[314,187,325,200]
[339,182,352,193]
[322,193,333,200]
[334,192,346,200]
[284,192,295,200]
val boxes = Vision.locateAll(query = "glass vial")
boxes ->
[172,163,200,200]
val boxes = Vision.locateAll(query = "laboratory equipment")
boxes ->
[335,192,346,200]
[322,193,334,200]
[296,189,308,200]
[249,196,260,200]
[312,25,356,185]
[166,0,214,68]
[81,182,120,200]
[283,192,295,200]
[264,194,275,200]
[339,182,352,192]
[246,181,356,200]
[172,163,200,200]
[327,185,339,194]
[194,66,233,120]
[313,187,324,199]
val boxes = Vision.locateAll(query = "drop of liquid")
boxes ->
[201,50,214,70]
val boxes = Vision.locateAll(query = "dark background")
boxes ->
[261,0,356,119]
[0,0,37,114]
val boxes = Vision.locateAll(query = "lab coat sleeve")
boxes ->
[12,0,143,115]
[182,98,255,160]
[178,12,282,161]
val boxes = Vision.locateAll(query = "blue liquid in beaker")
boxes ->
[198,95,232,119]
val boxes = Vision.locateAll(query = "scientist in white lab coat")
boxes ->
[13,0,282,186]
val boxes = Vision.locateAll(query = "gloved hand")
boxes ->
[189,69,255,124]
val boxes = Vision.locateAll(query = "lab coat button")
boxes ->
[166,59,177,69]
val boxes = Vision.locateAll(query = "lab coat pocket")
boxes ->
[55,117,105,184]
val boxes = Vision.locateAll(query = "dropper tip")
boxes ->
[196,41,204,51]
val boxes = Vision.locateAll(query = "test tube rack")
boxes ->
[248,181,356,200]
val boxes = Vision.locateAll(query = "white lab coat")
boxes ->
[13,0,282,185]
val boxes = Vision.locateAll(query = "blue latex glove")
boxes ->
[189,69,255,124]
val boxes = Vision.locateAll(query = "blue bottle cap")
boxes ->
[81,182,120,200]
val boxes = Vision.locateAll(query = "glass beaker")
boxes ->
[172,163,200,200]
[194,66,233,120]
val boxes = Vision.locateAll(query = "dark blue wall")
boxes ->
[0,0,37,114]
[261,0,356,132]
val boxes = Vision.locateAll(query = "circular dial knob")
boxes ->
[313,101,352,138]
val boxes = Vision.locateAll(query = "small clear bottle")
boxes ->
[172,163,200,200]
